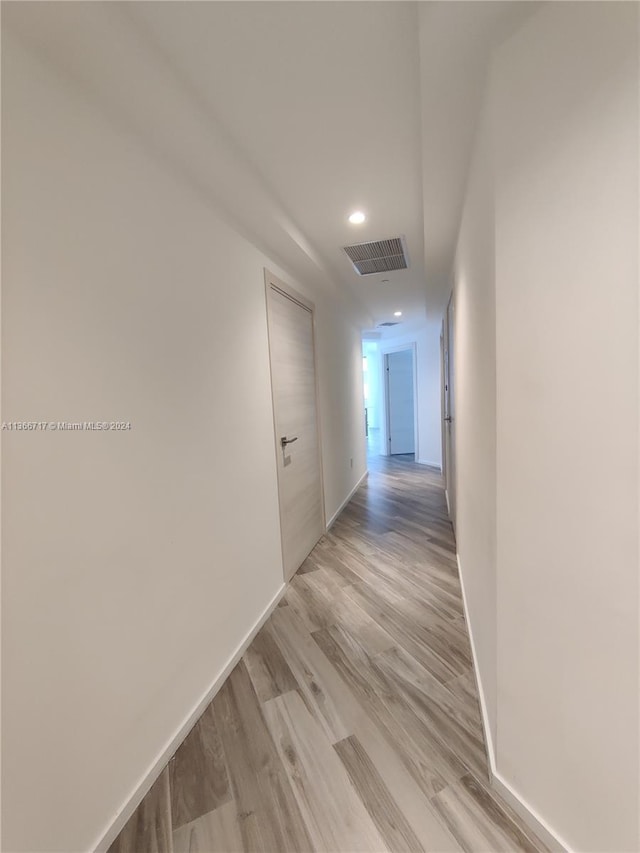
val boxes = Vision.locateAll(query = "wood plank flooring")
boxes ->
[109,455,547,853]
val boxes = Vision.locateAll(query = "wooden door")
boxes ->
[265,273,324,580]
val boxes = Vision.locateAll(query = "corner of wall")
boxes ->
[455,552,496,773]
[456,552,571,853]
[92,582,287,853]
[326,469,368,531]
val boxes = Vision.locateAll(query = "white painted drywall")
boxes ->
[1,28,367,853]
[379,322,442,468]
[494,6,639,850]
[452,3,639,850]
[452,85,497,750]
[313,293,367,523]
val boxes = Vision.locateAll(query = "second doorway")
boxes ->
[385,348,416,456]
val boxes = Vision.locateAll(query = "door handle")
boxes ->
[444,416,453,423]
[281,436,298,447]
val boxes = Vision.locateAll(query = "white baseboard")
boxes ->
[445,489,451,514]
[326,469,368,530]
[491,769,572,853]
[92,582,287,853]
[455,552,496,773]
[455,553,570,853]
[417,458,442,470]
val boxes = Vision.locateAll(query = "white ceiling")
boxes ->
[126,1,427,330]
[5,1,538,332]
[419,1,540,317]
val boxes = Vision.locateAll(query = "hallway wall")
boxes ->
[2,28,366,853]
[452,85,497,752]
[453,4,639,850]
[315,301,368,522]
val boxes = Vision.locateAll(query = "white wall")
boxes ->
[452,84,497,750]
[452,4,639,850]
[379,322,442,468]
[1,28,366,853]
[494,6,639,850]
[315,297,367,522]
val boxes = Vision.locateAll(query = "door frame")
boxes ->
[442,292,456,529]
[264,269,326,580]
[380,341,419,459]
[440,324,446,478]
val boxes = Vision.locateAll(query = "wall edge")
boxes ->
[457,552,571,853]
[90,581,287,853]
[326,469,368,531]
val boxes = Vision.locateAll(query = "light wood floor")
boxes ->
[110,455,547,853]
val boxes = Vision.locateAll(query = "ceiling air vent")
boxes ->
[378,321,400,327]
[343,236,409,276]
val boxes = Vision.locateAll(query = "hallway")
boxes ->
[111,458,546,853]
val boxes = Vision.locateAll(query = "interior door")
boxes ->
[444,293,456,529]
[385,349,415,455]
[266,274,324,580]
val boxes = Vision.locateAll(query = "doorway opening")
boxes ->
[384,345,417,460]
[362,340,383,458]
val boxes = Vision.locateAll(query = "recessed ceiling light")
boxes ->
[348,211,366,225]
[394,311,402,317]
